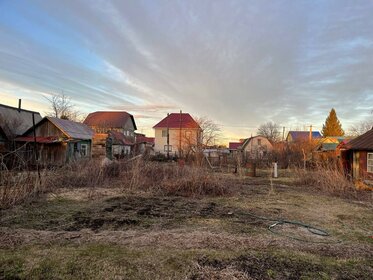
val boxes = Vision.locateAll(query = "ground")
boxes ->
[1,171,372,279]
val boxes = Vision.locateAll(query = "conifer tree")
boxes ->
[321,108,344,136]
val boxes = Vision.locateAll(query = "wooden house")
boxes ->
[153,112,202,157]
[339,129,373,179]
[15,117,94,166]
[84,111,137,157]
[313,136,353,161]
[134,133,155,155]
[239,136,273,160]
[0,102,42,142]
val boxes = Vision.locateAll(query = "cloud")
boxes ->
[0,0,372,140]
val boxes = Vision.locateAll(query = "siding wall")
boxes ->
[154,128,201,155]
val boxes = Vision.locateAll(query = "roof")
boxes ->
[317,143,339,151]
[229,142,242,150]
[287,131,322,141]
[0,103,42,136]
[108,130,134,145]
[84,111,137,130]
[153,113,200,129]
[15,136,62,144]
[136,134,155,144]
[342,129,373,150]
[23,117,94,140]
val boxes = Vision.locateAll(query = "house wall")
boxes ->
[154,128,201,155]
[242,136,273,159]
[25,120,66,139]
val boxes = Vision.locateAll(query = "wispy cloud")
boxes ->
[0,0,372,139]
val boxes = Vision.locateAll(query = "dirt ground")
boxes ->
[1,172,372,279]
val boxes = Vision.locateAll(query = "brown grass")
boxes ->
[293,164,357,197]
[120,159,230,197]
[0,169,49,209]
[1,159,231,209]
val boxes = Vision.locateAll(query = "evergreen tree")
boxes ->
[321,108,344,136]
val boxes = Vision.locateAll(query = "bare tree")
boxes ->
[257,121,281,142]
[45,93,82,121]
[195,116,221,148]
[348,119,373,136]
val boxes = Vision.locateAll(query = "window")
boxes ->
[162,130,167,137]
[81,144,88,157]
[185,130,192,139]
[257,139,262,146]
[164,145,172,152]
[368,153,373,173]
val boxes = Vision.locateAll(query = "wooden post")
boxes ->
[32,113,41,181]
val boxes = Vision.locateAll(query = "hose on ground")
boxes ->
[242,211,341,244]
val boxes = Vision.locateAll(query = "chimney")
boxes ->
[18,99,22,112]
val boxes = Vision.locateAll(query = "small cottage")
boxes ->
[339,129,373,179]
[0,102,42,138]
[134,133,155,155]
[84,111,137,157]
[239,136,273,160]
[15,117,94,166]
[153,112,202,157]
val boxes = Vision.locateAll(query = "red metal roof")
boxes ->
[108,130,134,145]
[153,113,200,129]
[136,134,155,144]
[229,142,242,150]
[84,111,137,130]
[15,136,61,144]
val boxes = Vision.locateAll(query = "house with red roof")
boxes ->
[153,112,201,156]
[83,111,137,158]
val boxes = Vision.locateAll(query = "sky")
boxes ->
[0,0,372,143]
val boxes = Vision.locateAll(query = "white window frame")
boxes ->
[164,145,172,152]
[367,153,373,173]
[80,144,88,157]
[162,130,167,137]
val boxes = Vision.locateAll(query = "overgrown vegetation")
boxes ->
[293,164,357,197]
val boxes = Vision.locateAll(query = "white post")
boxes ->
[273,162,278,178]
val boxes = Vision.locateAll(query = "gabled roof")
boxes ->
[287,131,322,141]
[342,129,373,150]
[0,103,42,136]
[229,142,242,150]
[84,111,137,130]
[23,117,94,140]
[108,130,134,145]
[153,113,200,129]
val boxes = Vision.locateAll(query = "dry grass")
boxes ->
[293,164,357,197]
[0,170,49,209]
[1,158,231,209]
[121,159,230,197]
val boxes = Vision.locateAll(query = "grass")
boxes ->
[1,163,372,279]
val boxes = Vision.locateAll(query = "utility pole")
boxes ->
[309,125,313,142]
[282,126,285,141]
[179,110,182,158]
[166,113,170,159]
